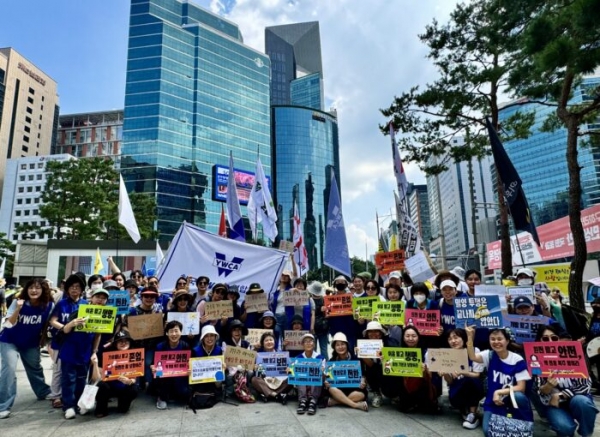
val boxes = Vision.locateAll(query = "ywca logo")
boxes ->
[213,253,244,277]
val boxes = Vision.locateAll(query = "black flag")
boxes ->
[485,118,540,246]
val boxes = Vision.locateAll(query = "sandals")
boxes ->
[359,401,369,412]
[307,397,317,415]
[297,397,308,414]
[51,399,62,409]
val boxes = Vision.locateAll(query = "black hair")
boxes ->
[293,277,307,288]
[165,320,183,333]
[259,331,275,349]
[401,325,421,347]
[447,328,468,346]
[385,283,402,300]
[130,270,144,279]
[535,324,561,342]
[87,274,105,288]
[364,279,380,295]
[402,272,413,287]
[464,269,482,280]
[411,282,429,296]
[112,272,127,285]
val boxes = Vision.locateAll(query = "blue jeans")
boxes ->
[545,395,599,437]
[316,333,329,358]
[275,313,287,348]
[482,391,531,436]
[0,341,50,412]
[60,361,88,411]
[144,349,155,385]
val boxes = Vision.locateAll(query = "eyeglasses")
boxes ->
[133,275,142,278]
[177,282,187,286]
[541,335,559,342]
[365,286,378,291]
[198,281,208,285]
[149,281,159,286]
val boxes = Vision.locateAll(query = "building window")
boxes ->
[37,163,43,169]
[35,186,41,192]
[27,187,32,192]
[36,174,42,180]
[29,87,34,94]
[29,164,35,169]
[15,211,21,216]
[40,105,43,111]
[28,175,34,181]
[17,199,22,205]
[18,187,23,193]
[23,135,29,143]
[25,116,31,124]
[34,198,40,204]
[20,164,26,170]
[33,209,38,215]
[24,210,30,216]
[19,175,25,181]
[42,96,44,101]
[26,107,33,114]
[27,96,34,104]
[25,198,31,204]
[24,126,30,133]
[22,146,29,153]
[12,235,17,240]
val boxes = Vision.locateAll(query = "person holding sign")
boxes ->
[166,290,197,347]
[511,296,555,325]
[293,333,325,415]
[406,283,439,312]
[284,278,315,332]
[269,271,294,344]
[252,332,290,404]
[326,276,358,353]
[384,284,404,345]
[191,325,224,401]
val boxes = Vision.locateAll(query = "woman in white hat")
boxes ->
[359,321,397,408]
[323,332,368,411]
[190,325,225,400]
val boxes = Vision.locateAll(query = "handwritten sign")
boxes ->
[372,301,405,325]
[426,348,469,373]
[224,346,257,369]
[76,304,117,334]
[154,350,191,378]
[246,329,273,346]
[381,347,423,377]
[128,313,164,340]
[507,286,535,302]
[524,341,588,378]
[503,314,547,344]
[375,249,406,275]
[351,296,379,320]
[278,240,294,253]
[324,294,353,317]
[204,301,234,320]
[288,358,323,386]
[102,348,144,381]
[283,290,310,307]
[475,285,508,310]
[189,356,225,384]
[166,312,200,335]
[405,309,440,335]
[107,290,131,315]
[356,339,383,359]
[325,361,362,388]
[256,352,289,377]
[404,251,436,283]
[454,296,502,329]
[245,293,269,313]
[284,330,309,351]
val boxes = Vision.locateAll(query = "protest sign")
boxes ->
[166,312,200,335]
[279,240,294,253]
[284,330,309,350]
[256,352,289,377]
[154,351,191,378]
[324,361,362,388]
[204,301,234,320]
[76,305,117,334]
[324,294,353,317]
[246,329,273,346]
[381,347,423,377]
[374,249,406,275]
[404,251,436,282]
[475,285,508,310]
[503,314,547,344]
[244,293,269,313]
[288,358,323,386]
[372,301,405,325]
[128,313,164,340]
[189,356,225,384]
[524,341,588,378]
[283,290,310,307]
[102,348,144,381]
[356,339,383,359]
[454,296,502,329]
[351,296,379,320]
[405,309,440,335]
[507,286,535,302]
[224,346,258,370]
[107,290,130,315]
[426,348,469,373]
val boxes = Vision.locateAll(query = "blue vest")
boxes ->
[438,299,456,332]
[0,301,53,349]
[50,297,87,349]
[484,351,528,414]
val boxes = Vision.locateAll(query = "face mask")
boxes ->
[518,278,533,286]
[335,283,347,291]
[91,283,102,291]
[414,294,426,304]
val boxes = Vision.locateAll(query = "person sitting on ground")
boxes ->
[252,332,290,404]
[190,325,225,402]
[293,333,325,416]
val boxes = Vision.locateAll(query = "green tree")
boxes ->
[505,0,600,310]
[0,232,15,277]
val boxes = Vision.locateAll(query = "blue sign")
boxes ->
[503,314,547,344]
[256,352,289,378]
[107,290,130,315]
[212,164,270,206]
[288,358,323,386]
[454,295,502,329]
[325,360,362,388]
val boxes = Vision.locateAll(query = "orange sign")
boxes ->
[375,249,406,275]
[324,294,353,317]
[102,348,145,381]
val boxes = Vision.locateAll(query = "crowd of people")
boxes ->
[0,265,599,437]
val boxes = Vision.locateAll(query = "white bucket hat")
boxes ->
[331,332,349,346]
[363,321,387,337]
[200,325,219,341]
[308,281,325,297]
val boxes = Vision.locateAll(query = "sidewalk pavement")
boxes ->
[1,355,599,437]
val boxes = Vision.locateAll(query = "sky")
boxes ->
[0,0,459,259]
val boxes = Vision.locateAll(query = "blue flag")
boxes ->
[324,169,351,276]
[226,151,246,242]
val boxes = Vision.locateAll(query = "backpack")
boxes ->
[233,370,255,403]
[189,392,217,413]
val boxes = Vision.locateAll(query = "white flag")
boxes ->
[293,201,309,276]
[0,258,5,279]
[156,241,165,273]
[247,156,278,242]
[118,175,141,243]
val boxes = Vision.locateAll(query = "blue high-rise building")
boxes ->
[122,0,271,239]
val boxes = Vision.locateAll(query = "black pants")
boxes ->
[95,381,138,416]
[448,378,484,412]
[156,376,189,402]
[364,363,402,398]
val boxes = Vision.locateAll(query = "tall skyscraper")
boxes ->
[0,48,59,203]
[122,0,271,240]
[407,184,431,250]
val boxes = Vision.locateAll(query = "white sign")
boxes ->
[404,251,436,283]
[476,285,508,310]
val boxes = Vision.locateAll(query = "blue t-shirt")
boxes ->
[481,350,531,414]
[0,300,53,349]
[50,297,87,349]
[438,299,456,332]
[58,311,96,365]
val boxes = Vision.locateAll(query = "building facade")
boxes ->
[121,0,271,240]
[407,183,431,251]
[56,110,123,159]
[0,48,59,202]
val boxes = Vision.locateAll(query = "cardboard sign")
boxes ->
[166,312,200,335]
[245,293,269,313]
[356,339,383,359]
[351,296,379,320]
[524,341,588,378]
[128,313,164,340]
[278,240,294,253]
[102,348,144,381]
[454,296,502,329]
[324,360,362,388]
[154,350,191,378]
[189,356,225,384]
[283,290,310,307]
[204,300,234,320]
[475,285,508,310]
[224,346,257,369]
[374,249,406,275]
[381,347,423,377]
[107,290,131,315]
[284,330,309,350]
[324,294,353,317]
[503,314,547,344]
[76,304,117,334]
[426,348,469,373]
[587,337,600,358]
[288,358,323,386]
[404,309,441,336]
[246,328,273,346]
[372,301,405,325]
[256,352,290,377]
[507,286,535,302]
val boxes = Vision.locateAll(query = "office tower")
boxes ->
[122,0,271,239]
[56,110,123,159]
[407,184,431,251]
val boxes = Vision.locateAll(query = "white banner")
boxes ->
[157,222,288,302]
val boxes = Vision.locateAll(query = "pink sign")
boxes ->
[404,309,440,336]
[523,341,588,379]
[154,351,191,378]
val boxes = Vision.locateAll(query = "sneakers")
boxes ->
[64,408,76,419]
[0,410,10,419]
[372,394,382,408]
[462,412,479,429]
[156,399,167,410]
[79,407,88,416]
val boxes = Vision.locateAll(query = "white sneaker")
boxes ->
[0,410,10,419]
[79,407,88,415]
[64,408,76,419]
[156,399,167,410]
[462,413,479,429]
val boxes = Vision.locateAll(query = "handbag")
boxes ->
[487,385,533,437]
[77,382,99,412]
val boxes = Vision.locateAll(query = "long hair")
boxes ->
[19,278,52,308]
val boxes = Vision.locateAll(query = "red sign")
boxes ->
[102,348,145,381]
[487,204,600,269]
[405,309,441,336]
[375,249,406,275]
[324,294,353,317]
[523,341,588,379]
[154,351,191,378]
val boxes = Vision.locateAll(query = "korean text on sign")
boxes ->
[351,296,379,320]
[284,330,309,351]
[77,304,117,334]
[356,339,383,359]
[503,314,547,344]
[372,301,405,325]
[154,351,190,378]
[107,290,130,315]
[288,358,323,386]
[324,361,362,388]
[523,341,589,379]
[324,294,353,317]
[102,348,145,381]
[405,309,440,335]
[189,356,225,384]
[453,296,502,329]
[381,347,423,377]
[256,352,289,378]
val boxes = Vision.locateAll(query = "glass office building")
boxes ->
[290,72,324,111]
[498,76,600,227]
[272,106,339,269]
[122,0,271,239]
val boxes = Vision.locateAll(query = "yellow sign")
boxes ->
[76,305,117,334]
[533,263,570,294]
